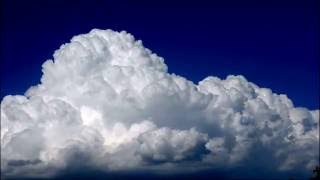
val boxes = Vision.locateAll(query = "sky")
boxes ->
[1,0,319,180]
[1,0,319,109]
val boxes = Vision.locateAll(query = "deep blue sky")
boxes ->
[1,0,319,109]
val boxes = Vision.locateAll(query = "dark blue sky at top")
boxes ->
[1,0,319,109]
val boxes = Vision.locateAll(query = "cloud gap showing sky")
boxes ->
[1,29,319,179]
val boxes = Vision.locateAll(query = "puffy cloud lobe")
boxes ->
[1,29,319,178]
[137,127,208,163]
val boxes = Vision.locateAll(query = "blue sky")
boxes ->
[1,1,319,179]
[1,0,319,110]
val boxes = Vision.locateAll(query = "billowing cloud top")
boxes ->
[1,29,319,179]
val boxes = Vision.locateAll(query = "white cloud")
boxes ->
[1,29,319,178]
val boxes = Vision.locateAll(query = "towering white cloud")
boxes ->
[1,29,319,178]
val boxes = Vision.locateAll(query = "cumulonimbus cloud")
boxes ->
[1,29,319,179]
